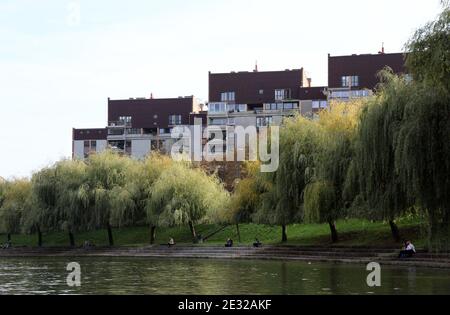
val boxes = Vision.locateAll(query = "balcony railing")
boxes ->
[328,89,372,99]
[108,121,132,127]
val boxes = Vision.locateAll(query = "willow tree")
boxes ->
[0,180,5,213]
[225,162,260,242]
[396,85,450,250]
[82,151,131,246]
[31,167,59,244]
[304,100,363,242]
[253,116,319,242]
[55,160,88,246]
[304,181,338,241]
[0,180,5,239]
[32,160,88,247]
[0,179,32,243]
[405,3,449,94]
[111,153,173,244]
[148,162,229,243]
[352,71,414,241]
[21,193,44,247]
[396,5,450,250]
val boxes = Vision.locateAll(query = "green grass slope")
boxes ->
[2,217,426,249]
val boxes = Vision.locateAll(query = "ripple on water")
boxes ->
[0,257,449,295]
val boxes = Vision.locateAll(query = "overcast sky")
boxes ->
[0,0,443,179]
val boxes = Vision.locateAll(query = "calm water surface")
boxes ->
[0,257,449,295]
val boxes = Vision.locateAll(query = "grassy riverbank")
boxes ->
[2,217,426,249]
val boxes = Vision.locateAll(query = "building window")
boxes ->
[209,103,227,113]
[126,128,141,135]
[227,104,247,112]
[83,140,97,157]
[264,103,297,111]
[159,128,172,135]
[169,115,182,125]
[119,116,132,124]
[341,76,359,87]
[350,90,370,98]
[227,118,235,125]
[210,118,227,126]
[259,89,264,95]
[313,100,328,108]
[284,103,293,110]
[275,89,291,101]
[108,128,124,136]
[221,92,235,102]
[257,117,273,127]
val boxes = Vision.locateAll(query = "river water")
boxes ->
[0,257,449,295]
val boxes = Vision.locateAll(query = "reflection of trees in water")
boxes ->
[4,258,450,294]
[191,260,294,295]
[280,262,288,295]
[407,267,416,292]
[328,264,340,293]
[85,258,141,294]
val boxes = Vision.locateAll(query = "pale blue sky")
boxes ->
[0,0,443,179]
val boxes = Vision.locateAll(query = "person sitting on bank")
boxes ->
[399,240,416,258]
[83,240,95,249]
[1,240,11,249]
[168,237,175,248]
[253,238,262,248]
[225,238,233,248]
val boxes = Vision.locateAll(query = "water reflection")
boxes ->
[0,257,449,295]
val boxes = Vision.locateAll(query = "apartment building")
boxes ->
[207,68,327,129]
[72,128,108,159]
[73,96,202,160]
[72,49,408,160]
[327,52,407,100]
[205,68,328,155]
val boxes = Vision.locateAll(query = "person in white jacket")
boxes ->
[399,240,416,258]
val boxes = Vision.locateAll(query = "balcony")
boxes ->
[107,128,158,140]
[208,103,248,115]
[328,88,372,100]
[108,129,125,136]
[263,102,299,114]
[108,121,132,128]
[209,118,228,126]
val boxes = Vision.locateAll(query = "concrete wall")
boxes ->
[97,140,108,153]
[300,100,313,116]
[131,139,151,160]
[73,140,108,160]
[234,116,257,129]
[73,141,84,159]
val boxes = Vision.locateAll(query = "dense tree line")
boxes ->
[0,152,229,246]
[228,5,449,249]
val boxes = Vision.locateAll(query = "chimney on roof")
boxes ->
[378,42,385,54]
[254,61,258,72]
[307,78,312,87]
[150,93,154,99]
